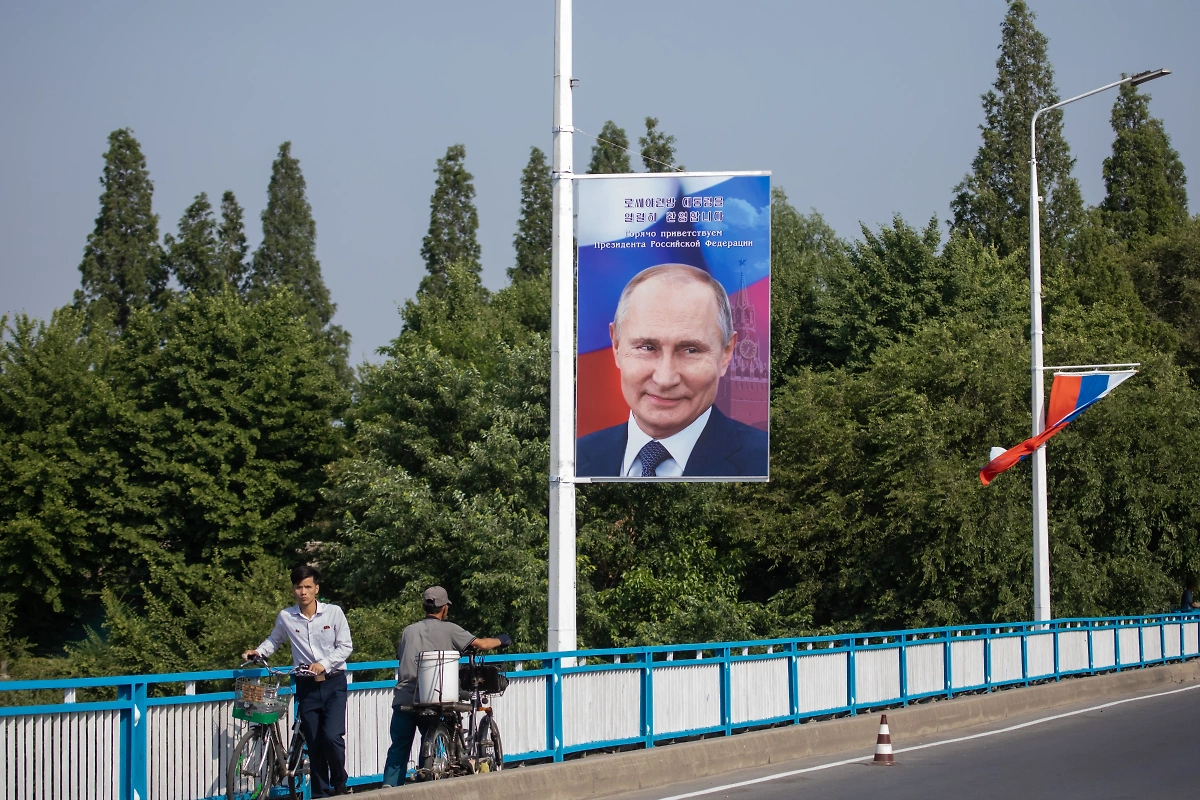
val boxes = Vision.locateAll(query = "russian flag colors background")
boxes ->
[575,174,771,439]
[979,370,1136,486]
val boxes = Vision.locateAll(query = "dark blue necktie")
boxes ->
[638,441,672,477]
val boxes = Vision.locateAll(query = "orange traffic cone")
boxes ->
[871,714,896,766]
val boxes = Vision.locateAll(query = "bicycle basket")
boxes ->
[233,676,288,723]
[459,664,509,695]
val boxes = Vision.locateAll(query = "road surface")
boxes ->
[606,683,1200,800]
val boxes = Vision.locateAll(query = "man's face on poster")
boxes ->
[609,271,737,440]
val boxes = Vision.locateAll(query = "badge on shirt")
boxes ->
[324,625,331,630]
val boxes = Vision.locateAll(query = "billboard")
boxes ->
[575,172,770,481]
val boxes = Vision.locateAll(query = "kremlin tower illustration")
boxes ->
[715,274,769,431]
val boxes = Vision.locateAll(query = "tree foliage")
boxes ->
[638,117,680,172]
[951,0,1083,261]
[420,144,482,295]
[249,142,350,382]
[510,146,552,283]
[587,121,633,174]
[217,190,250,296]
[5,2,1199,677]
[75,129,166,330]
[166,193,220,296]
[1102,81,1189,241]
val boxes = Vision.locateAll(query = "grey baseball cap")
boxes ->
[423,586,452,607]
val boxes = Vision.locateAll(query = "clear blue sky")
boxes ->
[2,1,1196,363]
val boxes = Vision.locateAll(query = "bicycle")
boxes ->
[226,657,312,800]
[412,649,508,780]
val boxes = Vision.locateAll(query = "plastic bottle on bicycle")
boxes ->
[380,586,512,787]
[226,655,315,800]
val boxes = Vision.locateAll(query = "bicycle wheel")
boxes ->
[419,722,454,779]
[286,728,310,800]
[476,715,504,772]
[226,727,278,800]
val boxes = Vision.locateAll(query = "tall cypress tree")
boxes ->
[1101,81,1189,241]
[249,142,349,380]
[166,193,220,296]
[587,121,633,174]
[510,146,552,282]
[950,0,1083,260]
[217,190,250,296]
[420,144,481,295]
[639,117,682,172]
[76,129,166,330]
[250,142,333,326]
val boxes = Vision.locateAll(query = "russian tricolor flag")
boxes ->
[980,370,1136,486]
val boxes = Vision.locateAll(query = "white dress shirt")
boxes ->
[256,602,354,674]
[622,407,712,477]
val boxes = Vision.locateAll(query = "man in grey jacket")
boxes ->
[380,586,510,787]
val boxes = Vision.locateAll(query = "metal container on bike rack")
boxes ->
[416,650,461,704]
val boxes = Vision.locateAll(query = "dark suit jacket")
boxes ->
[576,407,768,477]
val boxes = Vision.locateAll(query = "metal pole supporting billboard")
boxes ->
[1028,68,1169,623]
[548,0,577,656]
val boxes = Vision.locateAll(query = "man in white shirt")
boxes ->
[243,565,354,797]
[576,263,768,477]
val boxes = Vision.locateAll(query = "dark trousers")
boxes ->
[381,708,419,787]
[295,671,348,797]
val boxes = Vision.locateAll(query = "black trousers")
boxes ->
[295,671,348,797]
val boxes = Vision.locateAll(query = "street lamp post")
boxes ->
[1028,68,1170,623]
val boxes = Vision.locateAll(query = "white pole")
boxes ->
[1025,69,1169,625]
[548,0,577,657]
[1029,114,1050,625]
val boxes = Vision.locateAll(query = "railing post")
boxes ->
[944,630,954,698]
[899,634,909,706]
[983,628,992,691]
[641,649,654,749]
[549,657,564,762]
[1160,617,1167,663]
[1114,619,1123,671]
[118,680,148,800]
[1052,622,1060,681]
[788,641,799,720]
[1138,618,1146,667]
[847,637,857,714]
[1021,623,1029,685]
[720,647,732,735]
[1086,620,1094,674]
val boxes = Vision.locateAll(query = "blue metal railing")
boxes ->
[2,613,1198,800]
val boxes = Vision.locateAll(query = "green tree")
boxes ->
[249,142,350,379]
[951,0,1083,261]
[217,190,250,295]
[1126,219,1200,383]
[769,189,846,377]
[75,129,166,330]
[0,309,128,645]
[110,290,348,580]
[1101,81,1189,241]
[165,193,220,296]
[587,121,632,174]
[420,144,481,295]
[510,146,552,283]
[325,266,550,649]
[638,117,681,172]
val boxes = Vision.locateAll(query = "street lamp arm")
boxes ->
[1032,69,1171,136]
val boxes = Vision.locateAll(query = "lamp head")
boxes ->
[1129,68,1171,86]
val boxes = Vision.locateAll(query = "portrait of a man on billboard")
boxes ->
[575,173,770,481]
